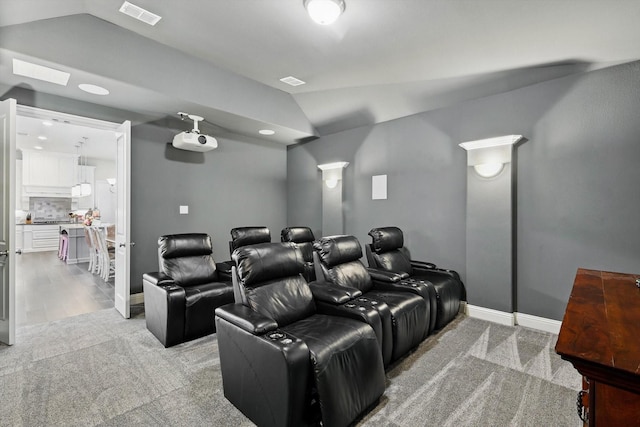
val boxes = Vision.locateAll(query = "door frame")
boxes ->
[0,98,17,345]
[16,105,133,320]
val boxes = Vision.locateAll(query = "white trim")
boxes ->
[130,292,144,305]
[465,304,562,334]
[466,304,515,326]
[515,312,562,335]
[458,135,523,151]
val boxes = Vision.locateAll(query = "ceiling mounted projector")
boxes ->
[172,113,218,152]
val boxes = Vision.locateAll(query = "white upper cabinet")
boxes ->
[21,149,78,196]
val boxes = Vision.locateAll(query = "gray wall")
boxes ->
[287,60,640,321]
[131,123,287,293]
[3,88,288,294]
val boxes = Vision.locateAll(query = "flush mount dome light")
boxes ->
[304,0,345,25]
[259,129,275,135]
[78,83,110,95]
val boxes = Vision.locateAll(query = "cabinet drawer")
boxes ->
[32,238,59,249]
[33,229,60,240]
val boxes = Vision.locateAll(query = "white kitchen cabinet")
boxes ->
[21,149,78,197]
[22,224,60,253]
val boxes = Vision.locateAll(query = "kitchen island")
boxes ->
[60,224,90,264]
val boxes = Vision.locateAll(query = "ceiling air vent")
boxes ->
[279,76,306,87]
[119,1,162,26]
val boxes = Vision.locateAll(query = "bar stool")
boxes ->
[58,232,69,261]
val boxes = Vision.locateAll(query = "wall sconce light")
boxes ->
[473,162,504,178]
[304,0,345,25]
[318,161,349,188]
[107,178,116,193]
[459,135,523,179]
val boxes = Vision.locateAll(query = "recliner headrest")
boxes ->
[233,242,304,286]
[159,233,213,259]
[313,235,363,267]
[281,227,315,243]
[368,227,404,253]
[230,226,271,250]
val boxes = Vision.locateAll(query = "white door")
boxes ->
[114,120,131,318]
[0,98,17,345]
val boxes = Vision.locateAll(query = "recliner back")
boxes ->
[233,242,314,327]
[158,233,218,286]
[280,227,315,263]
[313,235,373,293]
[229,226,271,256]
[367,227,413,274]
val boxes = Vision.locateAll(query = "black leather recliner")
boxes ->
[281,226,316,282]
[229,226,271,256]
[313,235,431,363]
[215,242,386,427]
[367,226,465,330]
[142,233,234,347]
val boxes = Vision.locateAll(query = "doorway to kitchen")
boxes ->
[14,105,125,328]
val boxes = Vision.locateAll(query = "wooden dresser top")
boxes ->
[556,268,640,383]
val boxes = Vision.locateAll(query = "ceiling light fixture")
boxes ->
[119,1,162,26]
[304,0,345,25]
[42,121,53,126]
[37,135,47,140]
[12,58,70,86]
[259,129,275,136]
[34,146,43,150]
[78,83,110,95]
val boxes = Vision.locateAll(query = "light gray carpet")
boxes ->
[0,309,581,426]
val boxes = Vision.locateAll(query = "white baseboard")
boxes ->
[465,304,562,334]
[466,304,515,327]
[515,312,561,335]
[130,292,144,305]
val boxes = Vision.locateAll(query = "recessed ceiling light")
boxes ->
[42,121,53,126]
[119,1,162,26]
[78,83,110,95]
[259,129,275,135]
[37,135,47,140]
[34,146,43,150]
[279,76,306,87]
[12,58,70,86]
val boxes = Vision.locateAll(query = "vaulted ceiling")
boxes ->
[1,0,640,145]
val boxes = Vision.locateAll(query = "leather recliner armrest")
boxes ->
[142,272,187,347]
[410,260,437,270]
[308,280,362,304]
[215,303,278,335]
[142,271,175,287]
[367,268,408,282]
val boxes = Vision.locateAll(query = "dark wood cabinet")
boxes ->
[556,268,640,426]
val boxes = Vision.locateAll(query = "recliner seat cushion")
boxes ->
[282,314,386,427]
[184,281,234,339]
[365,290,428,360]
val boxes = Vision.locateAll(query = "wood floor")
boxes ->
[15,250,115,328]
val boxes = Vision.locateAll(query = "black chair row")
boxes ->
[142,226,465,426]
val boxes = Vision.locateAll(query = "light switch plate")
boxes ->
[179,205,189,214]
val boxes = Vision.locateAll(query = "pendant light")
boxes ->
[79,137,92,196]
[72,144,82,197]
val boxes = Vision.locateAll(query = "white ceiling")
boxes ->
[1,0,640,144]
[16,114,116,161]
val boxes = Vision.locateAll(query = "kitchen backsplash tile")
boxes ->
[29,197,72,220]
